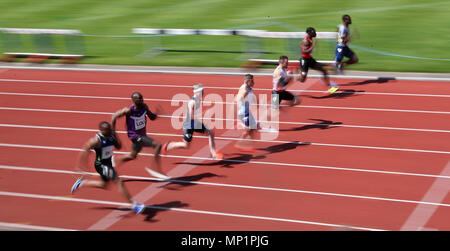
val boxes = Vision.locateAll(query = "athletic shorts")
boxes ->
[238,112,257,129]
[94,162,117,182]
[131,135,155,153]
[300,57,321,73]
[335,45,355,62]
[183,121,208,142]
[272,90,295,104]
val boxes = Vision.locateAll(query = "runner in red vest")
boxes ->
[299,27,339,94]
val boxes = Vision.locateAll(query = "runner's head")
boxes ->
[306,27,316,38]
[342,14,352,25]
[279,55,289,69]
[131,92,144,108]
[244,74,254,88]
[99,121,112,137]
[193,83,204,98]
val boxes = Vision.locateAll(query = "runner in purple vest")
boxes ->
[112,92,168,179]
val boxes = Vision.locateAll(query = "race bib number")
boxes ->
[101,145,114,159]
[132,113,146,130]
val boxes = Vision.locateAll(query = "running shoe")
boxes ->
[214,151,224,160]
[71,178,84,194]
[161,141,170,155]
[133,203,146,215]
[145,167,171,180]
[328,86,339,94]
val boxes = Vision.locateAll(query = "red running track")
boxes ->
[0,68,449,231]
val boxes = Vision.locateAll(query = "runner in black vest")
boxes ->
[70,121,145,214]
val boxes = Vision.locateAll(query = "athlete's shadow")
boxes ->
[158,172,226,190]
[142,201,189,222]
[303,89,364,99]
[279,119,342,132]
[340,77,395,86]
[256,141,310,154]
[91,200,189,223]
[175,153,266,169]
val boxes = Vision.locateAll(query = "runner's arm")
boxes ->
[113,131,122,150]
[339,25,350,44]
[111,107,131,131]
[75,137,100,172]
[300,38,313,54]
[187,99,196,120]
[236,87,248,104]
[145,104,158,120]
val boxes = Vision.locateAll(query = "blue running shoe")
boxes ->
[133,203,146,215]
[71,178,84,194]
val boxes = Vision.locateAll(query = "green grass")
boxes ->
[1,0,450,72]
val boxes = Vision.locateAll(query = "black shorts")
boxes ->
[94,162,117,182]
[300,57,321,73]
[183,123,208,142]
[272,90,295,104]
[131,135,155,153]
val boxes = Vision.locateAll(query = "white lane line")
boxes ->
[0,66,450,82]
[2,123,449,156]
[1,78,450,98]
[400,160,450,231]
[0,222,77,231]
[1,121,449,155]
[2,164,450,209]
[1,91,450,115]
[1,105,449,134]
[1,106,450,135]
[0,106,113,115]
[0,91,449,115]
[0,190,385,231]
[1,142,449,179]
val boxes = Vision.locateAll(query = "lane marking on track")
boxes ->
[2,164,450,209]
[0,221,77,231]
[0,121,449,154]
[1,108,449,134]
[0,143,449,179]
[1,78,450,98]
[0,66,450,82]
[400,160,450,231]
[1,91,449,115]
[2,91,450,115]
[0,190,386,231]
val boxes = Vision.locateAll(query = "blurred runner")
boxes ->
[235,74,260,151]
[271,55,300,110]
[162,84,223,160]
[112,92,168,179]
[70,121,145,214]
[299,27,339,94]
[335,14,359,73]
